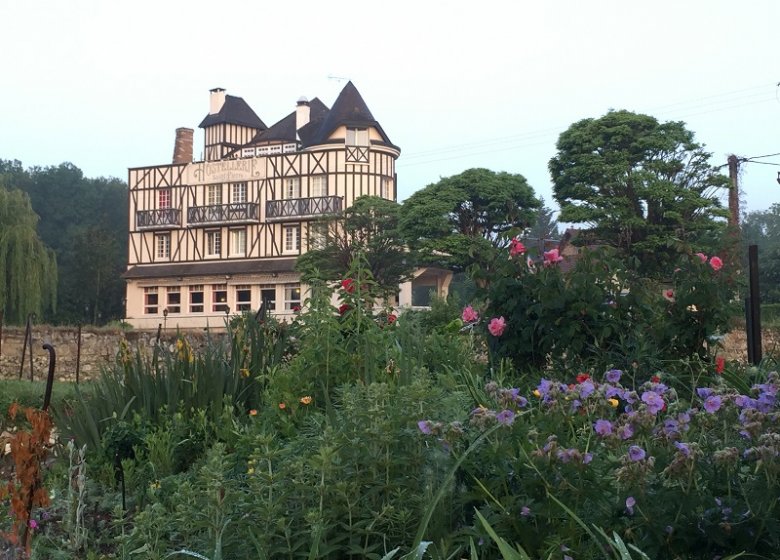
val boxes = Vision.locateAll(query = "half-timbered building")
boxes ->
[123,82,450,329]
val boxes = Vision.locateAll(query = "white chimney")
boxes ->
[209,88,226,115]
[296,96,310,130]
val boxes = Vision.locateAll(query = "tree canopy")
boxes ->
[549,110,729,275]
[398,168,541,272]
[742,203,780,303]
[296,195,415,298]
[0,186,57,324]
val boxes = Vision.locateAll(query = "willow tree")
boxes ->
[0,187,57,324]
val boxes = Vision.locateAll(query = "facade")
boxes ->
[124,82,450,329]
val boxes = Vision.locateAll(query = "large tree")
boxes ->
[549,110,729,275]
[296,195,415,299]
[399,168,541,272]
[742,204,780,303]
[0,186,57,324]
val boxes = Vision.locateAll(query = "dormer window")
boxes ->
[346,128,369,146]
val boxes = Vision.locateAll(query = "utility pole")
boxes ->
[727,154,740,228]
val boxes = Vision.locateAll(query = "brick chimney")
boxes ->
[172,127,194,164]
[209,87,226,114]
[296,96,310,130]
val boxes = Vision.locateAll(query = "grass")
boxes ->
[0,380,92,419]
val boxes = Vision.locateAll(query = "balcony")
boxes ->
[187,203,259,226]
[136,208,181,230]
[265,196,343,222]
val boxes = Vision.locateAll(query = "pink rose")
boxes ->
[462,305,479,323]
[709,256,723,271]
[695,252,707,263]
[543,248,564,266]
[509,238,526,257]
[488,316,507,337]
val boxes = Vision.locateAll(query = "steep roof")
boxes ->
[250,97,330,145]
[198,94,267,130]
[300,81,397,149]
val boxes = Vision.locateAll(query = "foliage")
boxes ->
[473,243,736,376]
[0,380,92,416]
[0,160,128,325]
[297,196,416,299]
[742,203,780,303]
[399,168,541,273]
[549,110,729,277]
[0,185,57,324]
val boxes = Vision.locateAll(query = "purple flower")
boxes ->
[641,391,665,414]
[417,420,432,435]
[605,369,622,384]
[605,386,624,399]
[538,378,553,397]
[674,441,691,457]
[625,496,636,515]
[617,424,634,440]
[520,505,531,517]
[515,396,528,408]
[704,395,722,414]
[578,380,596,399]
[496,409,516,426]
[583,452,593,464]
[594,419,613,437]
[697,387,713,399]
[628,445,646,462]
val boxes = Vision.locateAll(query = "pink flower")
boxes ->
[709,256,723,271]
[488,316,507,337]
[543,248,564,266]
[695,252,707,263]
[509,237,526,257]
[462,305,479,323]
[29,519,38,530]
[662,289,675,302]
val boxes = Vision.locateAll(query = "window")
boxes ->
[206,230,222,257]
[308,222,327,250]
[231,182,247,203]
[144,287,159,314]
[155,234,170,260]
[159,188,171,209]
[189,285,204,313]
[285,177,300,199]
[284,283,301,310]
[212,284,228,313]
[260,286,276,312]
[310,176,327,197]
[207,184,222,205]
[379,177,390,199]
[235,285,252,312]
[167,287,181,314]
[284,225,300,253]
[230,228,246,256]
[346,127,369,146]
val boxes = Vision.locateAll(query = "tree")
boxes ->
[296,196,415,299]
[522,198,559,260]
[399,168,541,272]
[549,110,729,276]
[742,204,780,303]
[0,187,57,324]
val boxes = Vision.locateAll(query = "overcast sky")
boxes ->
[2,0,779,217]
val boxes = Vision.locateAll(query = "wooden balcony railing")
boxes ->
[187,203,259,225]
[136,208,181,230]
[265,196,343,222]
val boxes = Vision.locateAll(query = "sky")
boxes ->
[2,0,779,218]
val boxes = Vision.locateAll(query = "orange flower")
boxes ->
[240,368,251,378]
[278,402,286,410]
[300,396,312,405]
[248,409,257,416]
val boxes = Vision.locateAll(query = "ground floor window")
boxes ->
[144,287,159,314]
[212,284,228,313]
[260,285,276,312]
[190,285,204,313]
[166,286,181,313]
[284,283,301,310]
[235,285,252,312]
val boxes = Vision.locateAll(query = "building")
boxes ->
[123,82,450,329]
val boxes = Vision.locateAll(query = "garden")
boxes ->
[1,241,776,560]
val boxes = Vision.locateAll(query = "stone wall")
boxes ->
[0,326,213,382]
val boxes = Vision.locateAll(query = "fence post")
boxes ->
[76,323,82,385]
[748,245,762,365]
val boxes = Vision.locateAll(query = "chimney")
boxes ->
[209,87,226,115]
[172,127,194,164]
[296,96,310,130]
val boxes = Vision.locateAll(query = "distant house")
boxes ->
[123,82,450,329]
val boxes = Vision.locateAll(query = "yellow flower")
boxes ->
[300,396,312,405]
[533,389,541,398]
[608,398,619,408]
[247,467,255,475]
[240,368,251,378]
[248,409,258,416]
